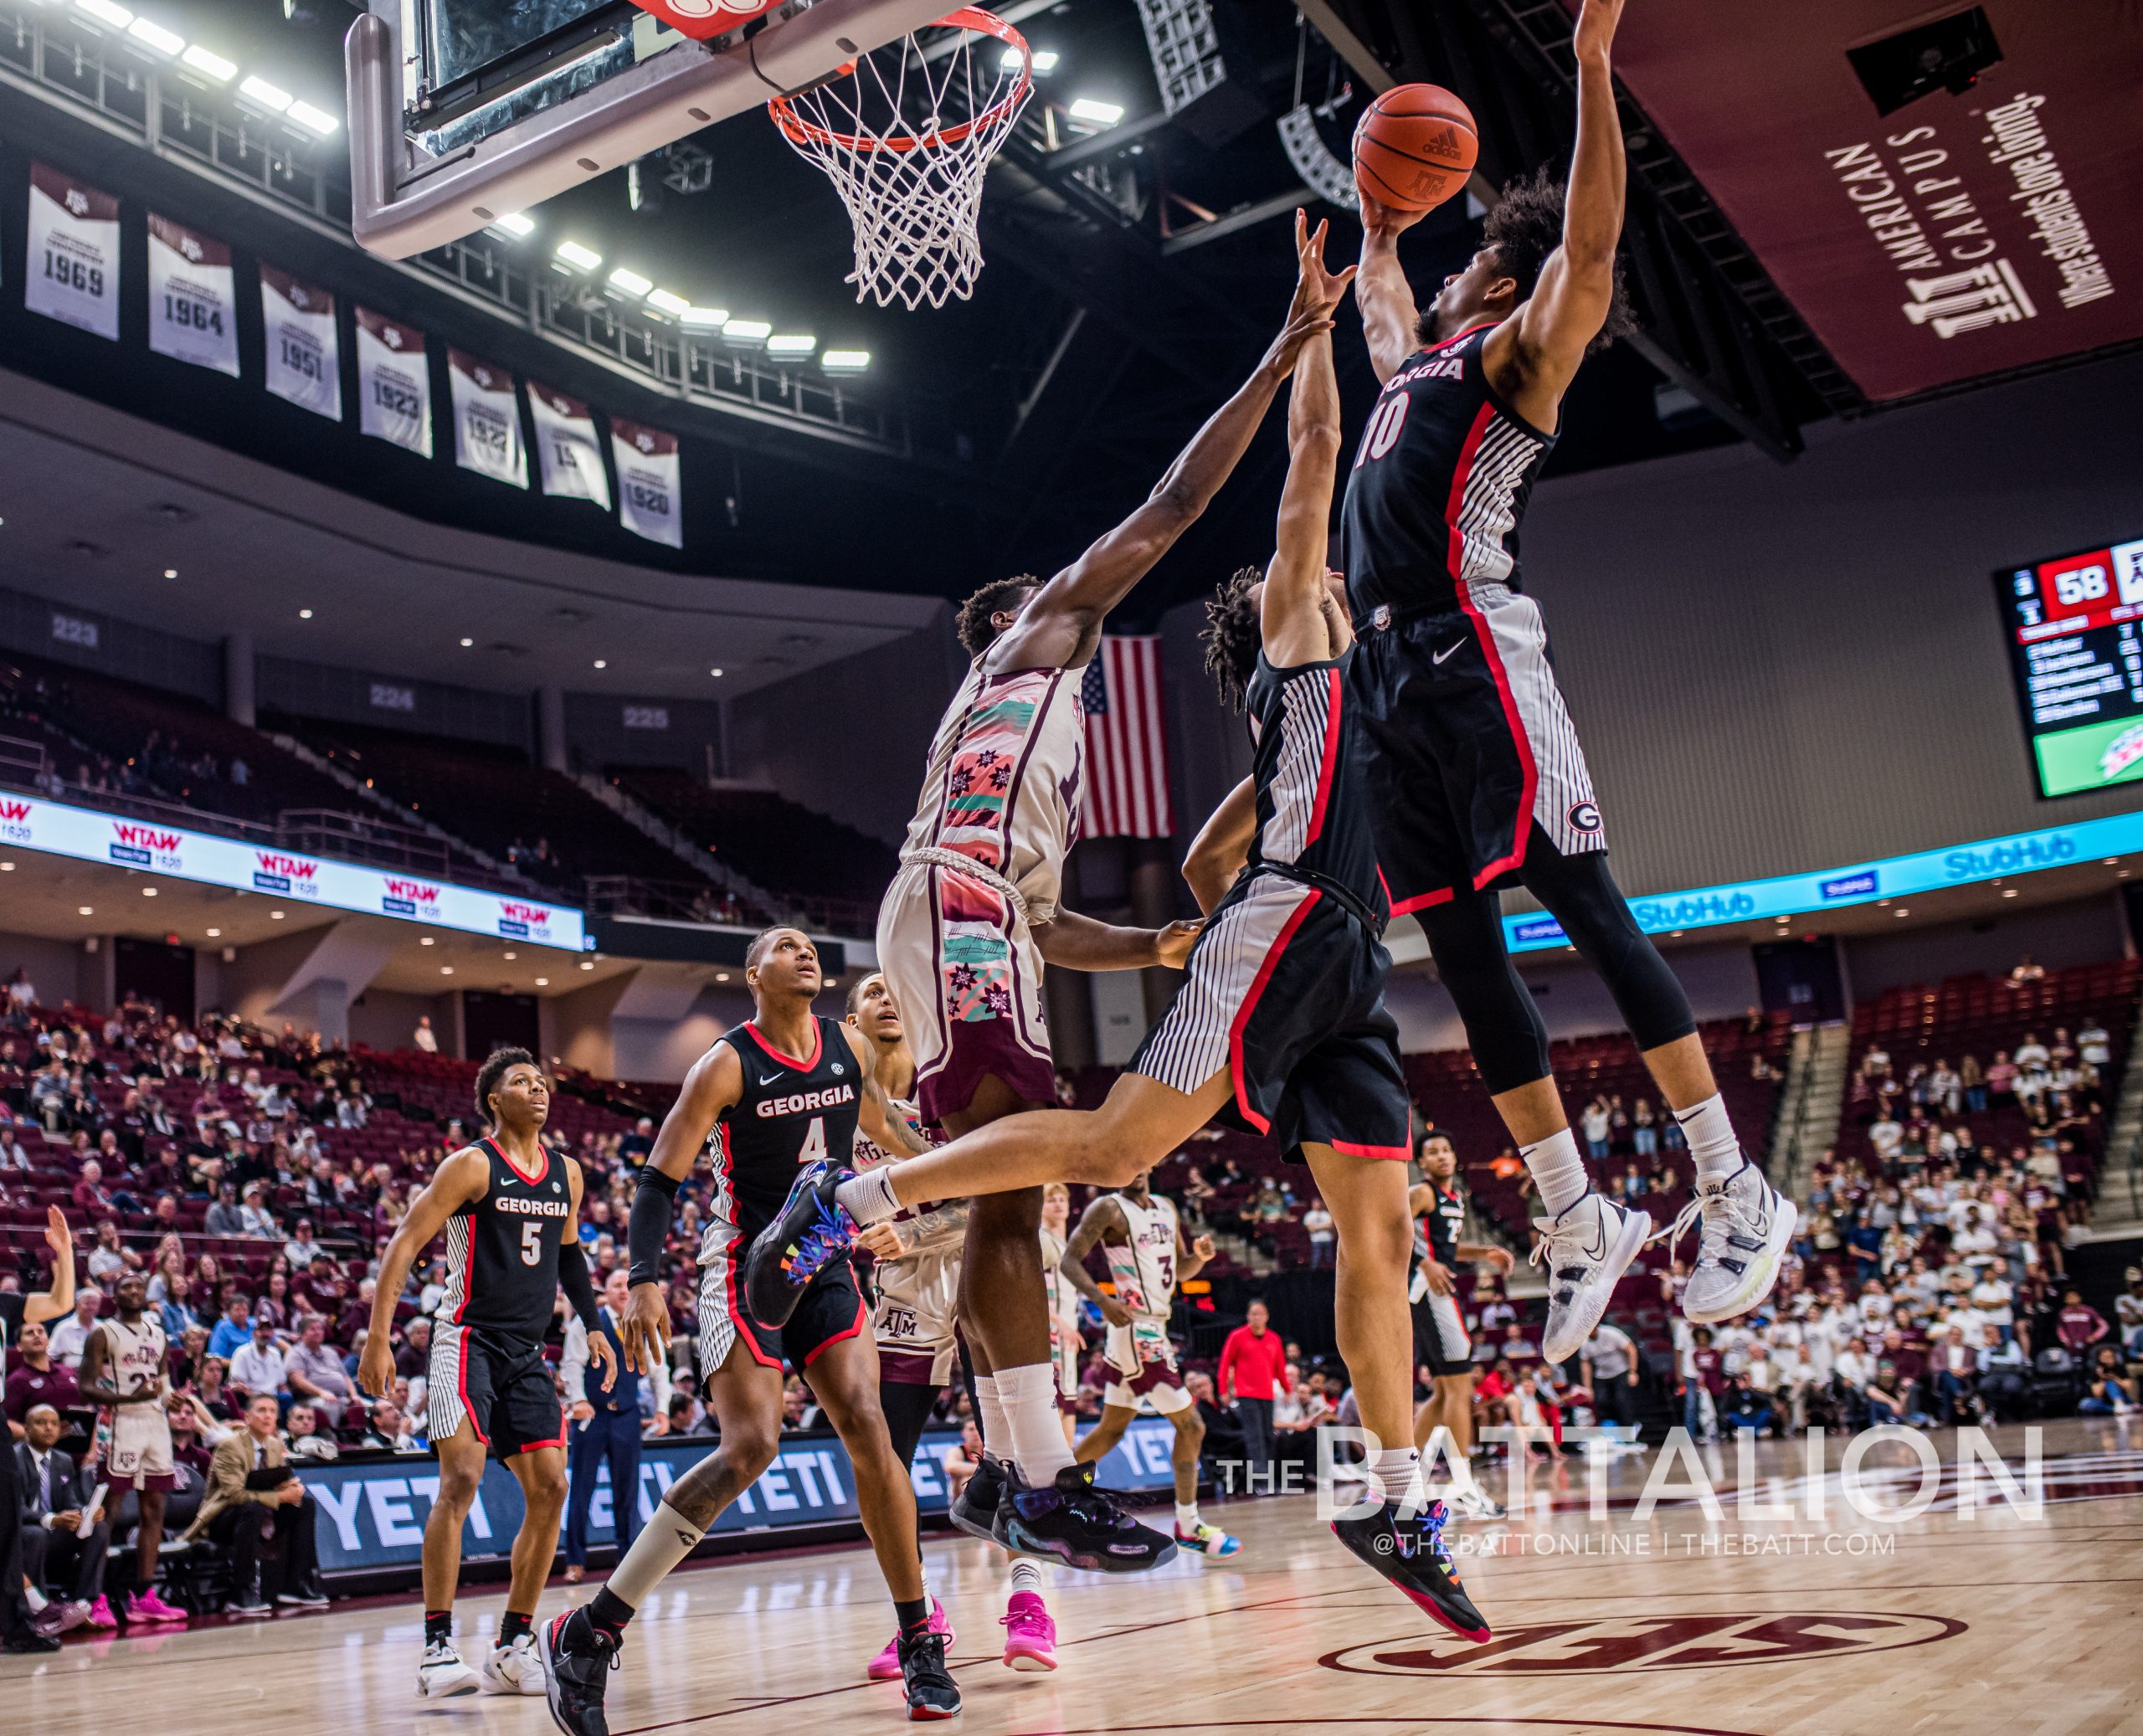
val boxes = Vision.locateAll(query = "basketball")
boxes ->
[1353,83,1479,214]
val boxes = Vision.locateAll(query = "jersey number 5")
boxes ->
[1353,393,1409,468]
[520,1221,543,1267]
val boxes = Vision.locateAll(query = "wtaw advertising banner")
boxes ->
[0,790,585,951]
[303,1421,1178,1574]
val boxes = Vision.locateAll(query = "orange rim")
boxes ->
[768,6,1030,154]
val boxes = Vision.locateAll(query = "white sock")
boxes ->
[1522,1127,1589,1217]
[996,1361,1078,1484]
[974,1374,1009,1457]
[835,1166,901,1225]
[1174,1501,1200,1529]
[1675,1093,1742,1182]
[23,1585,47,1614]
[606,1498,709,1611]
[1008,1557,1045,1595]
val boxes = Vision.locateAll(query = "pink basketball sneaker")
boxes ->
[863,1597,953,1681]
[999,1590,1057,1672]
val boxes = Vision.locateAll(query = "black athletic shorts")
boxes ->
[429,1323,564,1456]
[697,1233,868,1377]
[1131,871,1411,1163]
[1349,585,1605,917]
[1411,1290,1475,1380]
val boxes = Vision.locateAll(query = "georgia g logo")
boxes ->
[1568,800,1603,835]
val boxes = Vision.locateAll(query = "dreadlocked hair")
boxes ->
[1421,164,1637,352]
[1200,567,1265,713]
[955,576,1041,659]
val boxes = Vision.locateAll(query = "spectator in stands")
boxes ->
[1682,1326,1721,1441]
[3,1322,78,1426]
[185,1393,328,1615]
[208,1293,253,1361]
[1976,1327,2028,1420]
[1302,1197,1334,1271]
[1960,1054,1986,1113]
[2079,1346,2137,1416]
[44,1288,100,1369]
[83,1221,133,1287]
[238,1182,279,1240]
[2009,957,2047,985]
[361,1402,417,1451]
[229,1315,287,1406]
[204,1181,245,1238]
[285,1403,338,1462]
[941,1422,984,1502]
[1580,1097,1611,1161]
[1580,1319,1640,1436]
[16,1404,112,1631]
[412,1016,439,1054]
[394,1317,432,1384]
[2116,1267,2143,1355]
[2057,1289,2110,1356]
[1863,1359,1909,1425]
[4,968,33,1008]
[285,1315,359,1430]
[284,1220,326,1272]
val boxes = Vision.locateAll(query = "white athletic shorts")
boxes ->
[1102,1317,1194,1416]
[873,1246,960,1386]
[108,1403,176,1487]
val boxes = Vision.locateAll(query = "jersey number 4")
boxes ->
[1354,393,1409,468]
[797,1117,826,1168]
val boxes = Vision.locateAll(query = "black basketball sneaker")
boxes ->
[897,1627,961,1721]
[948,1453,1005,1543]
[743,1158,858,1328]
[536,1608,619,1736]
[1331,1498,1490,1641]
[993,1461,1178,1573]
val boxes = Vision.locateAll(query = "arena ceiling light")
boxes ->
[554,239,602,271]
[1001,46,1058,72]
[286,100,340,136]
[645,288,691,317]
[767,333,817,357]
[680,306,730,329]
[607,265,653,297]
[534,976,548,986]
[180,44,236,80]
[489,212,535,239]
[240,75,294,113]
[721,317,772,345]
[126,16,184,54]
[822,349,871,374]
[73,0,133,28]
[1067,97,1125,126]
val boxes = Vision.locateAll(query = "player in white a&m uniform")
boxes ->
[76,1269,187,1624]
[1040,1183,1082,1445]
[1059,1172,1240,1559]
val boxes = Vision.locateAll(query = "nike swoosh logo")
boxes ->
[1432,639,1465,665]
[758,1071,781,1086]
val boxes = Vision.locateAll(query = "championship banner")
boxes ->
[260,265,342,419]
[301,1419,1178,1574]
[528,382,611,508]
[146,214,239,377]
[611,416,682,547]
[448,349,528,489]
[25,163,120,341]
[355,306,432,455]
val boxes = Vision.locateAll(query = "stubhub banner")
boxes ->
[304,1421,1177,1574]
[0,791,586,950]
[1503,810,2143,954]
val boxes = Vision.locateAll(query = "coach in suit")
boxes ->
[17,1405,110,1606]
[561,1269,668,1580]
[183,1392,326,1611]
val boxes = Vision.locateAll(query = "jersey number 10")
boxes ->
[1354,393,1410,468]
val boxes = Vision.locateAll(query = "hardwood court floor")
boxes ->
[13,1419,2142,1736]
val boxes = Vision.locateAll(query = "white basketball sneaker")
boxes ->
[481,1632,547,1694]
[1668,1158,1797,1326]
[1447,1478,1507,1521]
[1530,1191,1652,1365]
[418,1638,481,1697]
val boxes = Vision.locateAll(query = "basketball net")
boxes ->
[768,8,1031,311]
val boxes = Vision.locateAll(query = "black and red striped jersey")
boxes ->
[710,1018,861,1240]
[1339,322,1556,618]
[1243,648,1386,922]
[1414,1179,1466,1266]
[434,1137,573,1343]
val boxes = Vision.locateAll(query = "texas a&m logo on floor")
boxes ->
[1322,1610,1964,1676]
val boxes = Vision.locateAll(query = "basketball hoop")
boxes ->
[768,8,1032,310]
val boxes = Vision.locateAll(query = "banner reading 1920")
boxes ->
[301,1420,1179,1574]
[0,788,585,951]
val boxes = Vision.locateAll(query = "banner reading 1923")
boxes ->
[146,214,241,378]
[26,163,120,341]
[356,306,432,456]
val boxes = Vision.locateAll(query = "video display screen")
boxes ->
[1996,536,2143,797]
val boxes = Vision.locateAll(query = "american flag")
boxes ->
[1080,635,1174,839]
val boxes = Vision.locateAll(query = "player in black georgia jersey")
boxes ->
[537,927,960,1730]
[1405,1129,1513,1516]
[361,1047,615,1700]
[1343,0,1792,1371]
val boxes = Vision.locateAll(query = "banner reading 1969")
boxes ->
[0,789,586,952]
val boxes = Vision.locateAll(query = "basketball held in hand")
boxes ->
[1353,84,1479,215]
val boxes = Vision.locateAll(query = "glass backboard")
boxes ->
[347,0,953,259]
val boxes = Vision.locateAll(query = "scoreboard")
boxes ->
[1997,536,2143,799]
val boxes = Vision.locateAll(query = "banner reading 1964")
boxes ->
[356,306,432,456]
[146,214,239,378]
[260,265,342,420]
[26,163,120,341]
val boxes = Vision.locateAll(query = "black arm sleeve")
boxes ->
[557,1237,602,1332]
[626,1168,681,1290]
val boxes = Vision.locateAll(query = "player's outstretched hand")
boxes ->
[588,1324,620,1393]
[356,1334,393,1399]
[1154,919,1204,970]
[1572,0,1625,65]
[620,1279,671,1374]
[1259,300,1339,382]
[1295,208,1359,311]
[1356,187,1426,240]
[1483,1246,1516,1276]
